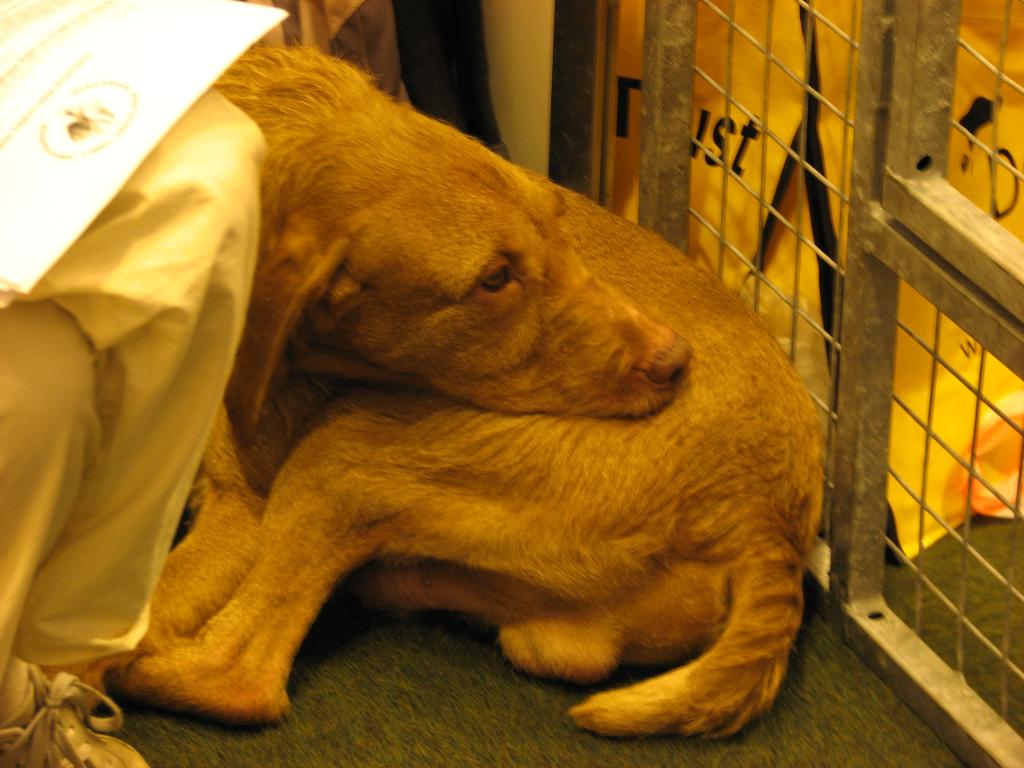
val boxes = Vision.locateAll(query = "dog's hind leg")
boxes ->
[568,544,807,738]
[350,561,622,684]
[498,617,622,685]
[350,559,568,621]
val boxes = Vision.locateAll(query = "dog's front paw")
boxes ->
[107,643,290,725]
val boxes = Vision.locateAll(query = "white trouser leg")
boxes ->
[0,301,102,689]
[0,89,264,669]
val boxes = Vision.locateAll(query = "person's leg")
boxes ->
[0,301,149,766]
[0,89,263,767]
[13,89,264,668]
[0,300,100,723]
[0,659,31,726]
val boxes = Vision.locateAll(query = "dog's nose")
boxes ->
[641,332,691,386]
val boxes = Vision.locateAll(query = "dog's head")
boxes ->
[221,47,690,443]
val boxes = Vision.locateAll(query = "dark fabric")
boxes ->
[251,0,407,100]
[392,0,507,157]
[755,7,837,353]
[797,5,838,355]
[332,0,407,100]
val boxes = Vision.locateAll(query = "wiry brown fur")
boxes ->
[213,46,690,446]
[89,46,822,739]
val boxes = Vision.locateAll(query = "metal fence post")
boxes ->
[637,0,696,250]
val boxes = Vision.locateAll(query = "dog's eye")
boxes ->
[480,265,512,293]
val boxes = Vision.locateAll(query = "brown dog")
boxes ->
[96,46,822,739]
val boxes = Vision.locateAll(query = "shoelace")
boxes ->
[0,670,124,768]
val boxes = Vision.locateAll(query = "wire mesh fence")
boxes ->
[611,0,1024,763]
[952,1,1024,228]
[680,0,859,544]
[885,289,1024,737]
[549,0,1024,760]
[877,0,1024,750]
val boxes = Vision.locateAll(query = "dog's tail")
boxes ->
[569,545,808,738]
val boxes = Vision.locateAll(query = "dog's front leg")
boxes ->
[145,483,265,646]
[106,470,384,725]
[50,467,269,695]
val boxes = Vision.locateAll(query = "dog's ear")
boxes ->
[224,214,350,445]
[518,168,568,218]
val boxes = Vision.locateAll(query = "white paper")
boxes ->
[0,0,287,306]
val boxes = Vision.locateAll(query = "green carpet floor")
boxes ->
[110,523,1024,767]
[883,516,1023,738]
[120,604,965,767]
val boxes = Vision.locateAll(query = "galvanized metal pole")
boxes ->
[638,0,696,250]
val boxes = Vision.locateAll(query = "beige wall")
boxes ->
[480,1,556,175]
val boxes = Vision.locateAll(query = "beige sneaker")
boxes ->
[0,666,149,768]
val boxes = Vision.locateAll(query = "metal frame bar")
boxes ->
[637,0,696,249]
[829,219,899,605]
[843,601,1023,768]
[880,0,1024,322]
[881,177,1024,323]
[830,0,1024,764]
[829,0,898,609]
[834,215,1024,762]
[884,0,960,179]
[549,0,609,198]
[875,217,1024,372]
[597,1,619,208]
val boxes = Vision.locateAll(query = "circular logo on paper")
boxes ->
[40,82,137,158]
